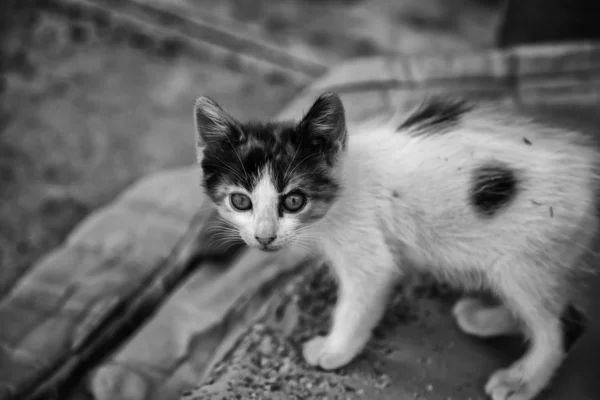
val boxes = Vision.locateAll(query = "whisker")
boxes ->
[210,234,239,243]
[209,236,243,249]
[215,214,235,224]
[294,226,319,237]
[286,153,314,182]
[210,234,240,241]
[283,138,304,181]
[205,230,240,239]
[204,148,247,183]
[204,224,239,234]
[208,222,239,231]
[292,239,314,254]
[223,134,249,181]
[293,233,318,245]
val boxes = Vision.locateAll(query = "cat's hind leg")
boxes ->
[484,260,567,400]
[453,297,521,337]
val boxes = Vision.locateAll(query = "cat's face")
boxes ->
[194,92,347,252]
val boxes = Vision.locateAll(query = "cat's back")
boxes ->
[356,99,600,263]
[403,103,599,196]
[363,100,599,192]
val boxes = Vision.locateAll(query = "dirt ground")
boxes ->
[184,264,523,400]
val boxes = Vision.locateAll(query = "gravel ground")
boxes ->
[183,266,475,400]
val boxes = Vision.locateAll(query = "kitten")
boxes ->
[193,92,600,400]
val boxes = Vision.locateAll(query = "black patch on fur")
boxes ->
[198,93,346,221]
[561,304,586,352]
[397,97,473,136]
[470,162,519,217]
[200,120,341,211]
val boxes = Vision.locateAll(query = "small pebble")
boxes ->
[258,337,274,355]
[374,374,391,389]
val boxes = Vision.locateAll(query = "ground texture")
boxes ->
[184,265,521,400]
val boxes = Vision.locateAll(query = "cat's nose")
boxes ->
[255,235,276,246]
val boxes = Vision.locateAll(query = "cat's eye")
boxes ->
[230,193,252,211]
[282,193,307,213]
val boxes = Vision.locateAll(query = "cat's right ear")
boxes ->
[297,92,347,153]
[194,97,238,157]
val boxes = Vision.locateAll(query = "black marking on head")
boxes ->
[197,93,347,222]
[397,96,473,136]
[470,162,519,217]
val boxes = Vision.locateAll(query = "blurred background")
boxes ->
[0,0,502,296]
[24,1,600,400]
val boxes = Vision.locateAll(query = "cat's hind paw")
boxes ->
[302,335,358,370]
[453,297,520,338]
[485,366,539,400]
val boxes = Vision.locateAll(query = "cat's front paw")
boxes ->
[485,366,538,400]
[302,335,359,370]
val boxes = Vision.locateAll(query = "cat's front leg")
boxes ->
[303,242,399,370]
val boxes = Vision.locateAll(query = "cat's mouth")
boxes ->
[259,244,282,253]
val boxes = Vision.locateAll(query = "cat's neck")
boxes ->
[311,132,386,241]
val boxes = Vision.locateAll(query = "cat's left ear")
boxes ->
[194,96,240,160]
[297,92,347,153]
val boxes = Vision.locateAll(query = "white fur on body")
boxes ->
[300,106,600,400]
[199,99,600,400]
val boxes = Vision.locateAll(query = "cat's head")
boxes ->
[194,92,347,252]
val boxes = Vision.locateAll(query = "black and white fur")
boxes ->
[193,92,600,400]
